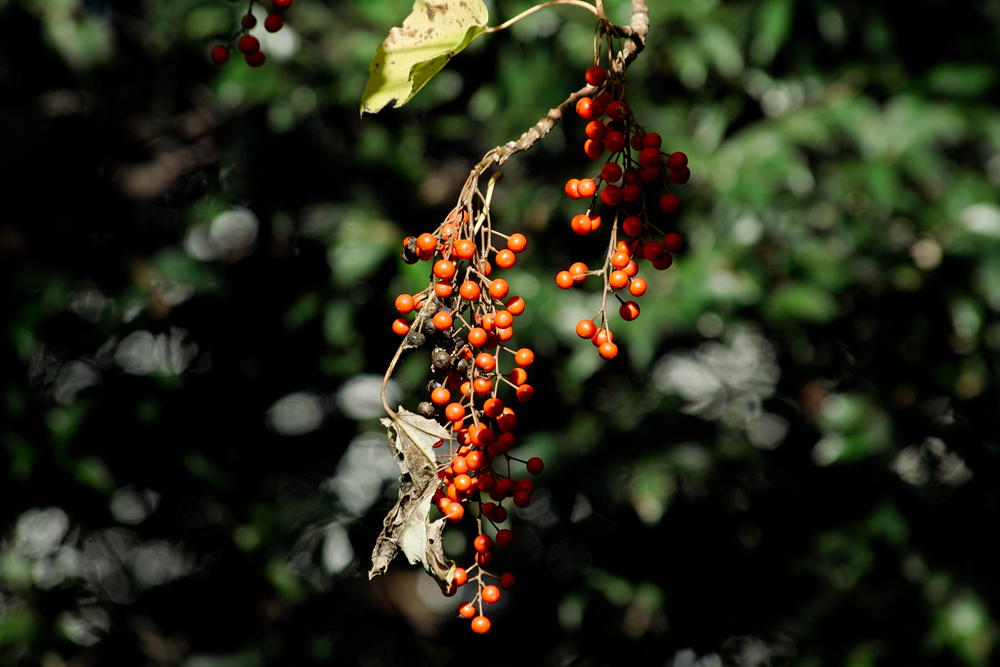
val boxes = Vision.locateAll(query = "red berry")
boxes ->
[211,45,230,65]
[666,151,688,171]
[604,131,626,153]
[639,167,660,183]
[585,65,606,86]
[513,490,531,508]
[622,184,641,202]
[496,529,514,547]
[664,233,683,253]
[645,133,663,149]
[526,457,544,474]
[639,147,661,168]
[474,534,493,553]
[264,14,284,32]
[607,100,629,121]
[644,241,666,261]
[630,134,645,150]
[241,13,257,28]
[499,573,515,590]
[651,253,674,270]
[619,301,640,321]
[460,603,476,619]
[273,0,292,9]
[571,214,593,236]
[601,162,622,183]
[601,185,622,206]
[445,502,464,521]
[238,34,260,54]
[670,167,691,184]
[622,216,643,237]
[471,615,491,634]
[659,194,681,214]
[454,567,468,586]
[244,50,265,67]
[516,384,534,402]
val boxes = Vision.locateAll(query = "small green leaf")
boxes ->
[361,0,488,115]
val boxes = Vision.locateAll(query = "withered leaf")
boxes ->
[369,408,455,591]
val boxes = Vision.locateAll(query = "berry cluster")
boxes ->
[558,61,689,359]
[209,0,292,67]
[393,202,543,633]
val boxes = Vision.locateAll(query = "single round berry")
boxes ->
[569,262,589,282]
[624,260,639,277]
[475,352,496,372]
[489,279,509,299]
[242,13,257,28]
[609,270,629,289]
[607,100,629,121]
[599,341,619,359]
[584,139,604,159]
[507,233,527,253]
[612,251,631,269]
[454,474,472,492]
[466,450,484,470]
[604,131,626,153]
[435,282,452,298]
[515,348,534,367]
[454,239,476,259]
[630,134,645,150]
[664,233,682,253]
[431,387,451,406]
[585,65,606,86]
[494,310,513,328]
[556,271,574,289]
[482,585,500,604]
[445,502,464,521]
[244,50,266,67]
[211,45,230,65]
[445,403,464,421]
[622,184,641,202]
[474,534,493,553]
[644,241,666,261]
[620,301,640,321]
[629,277,648,296]
[499,573,515,590]
[460,603,476,619]
[601,162,622,183]
[471,615,491,634]
[433,260,456,280]
[433,311,453,330]
[638,147,661,169]
[670,167,691,184]
[516,384,534,402]
[454,567,468,586]
[496,249,516,268]
[622,216,643,237]
[659,194,681,214]
[575,97,596,119]
[645,133,663,149]
[576,319,597,338]
[640,166,660,183]
[417,233,437,251]
[652,253,674,270]
[506,296,525,315]
[513,490,531,508]
[395,293,414,314]
[496,528,514,548]
[264,14,284,32]
[392,318,410,335]
[666,151,688,171]
[601,185,622,206]
[586,120,607,142]
[468,327,487,347]
[238,34,260,54]
[577,178,597,198]
[571,214,593,236]
[459,281,480,301]
[526,457,544,475]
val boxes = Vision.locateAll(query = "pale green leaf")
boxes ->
[361,0,488,115]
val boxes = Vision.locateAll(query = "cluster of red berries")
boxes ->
[210,0,292,67]
[558,64,688,359]
[394,208,544,632]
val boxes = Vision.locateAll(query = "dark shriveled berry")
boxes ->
[417,402,436,417]
[432,349,451,370]
[405,331,426,347]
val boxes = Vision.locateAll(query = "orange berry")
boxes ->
[585,120,607,141]
[584,139,604,159]
[592,328,613,346]
[460,603,476,619]
[507,233,527,253]
[488,279,509,299]
[497,327,513,342]
[576,319,597,338]
[509,368,528,386]
[506,296,525,315]
[482,585,500,604]
[445,502,464,521]
[475,353,496,372]
[433,311,453,330]
[556,271,574,289]
[577,178,597,198]
[473,377,492,395]
[612,251,630,269]
[599,341,619,359]
[468,327,487,347]
[392,318,410,335]
[483,397,504,417]
[609,270,629,289]
[494,310,513,329]
[433,260,456,280]
[516,384,534,402]
[435,281,453,298]
[471,615,491,634]
[565,179,581,199]
[459,281,480,301]
[431,387,451,405]
[571,214,593,235]
[454,239,476,259]
[394,294,414,313]
[495,249,515,268]
[514,348,534,366]
[629,277,647,296]
[417,233,437,251]
[624,260,639,277]
[569,262,588,282]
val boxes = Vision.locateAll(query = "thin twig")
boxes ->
[485,0,598,33]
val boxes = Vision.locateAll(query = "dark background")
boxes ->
[3,0,1000,664]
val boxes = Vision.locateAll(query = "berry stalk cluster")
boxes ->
[558,46,689,359]
[389,178,544,633]
[210,0,292,67]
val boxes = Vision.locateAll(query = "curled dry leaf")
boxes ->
[370,408,455,591]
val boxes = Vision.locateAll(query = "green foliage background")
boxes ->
[2,0,1000,664]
